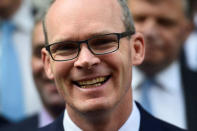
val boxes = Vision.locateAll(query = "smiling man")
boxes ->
[39,0,185,130]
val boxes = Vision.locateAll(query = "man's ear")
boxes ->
[131,32,145,66]
[182,19,194,43]
[41,48,54,80]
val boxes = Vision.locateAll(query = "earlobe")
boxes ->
[41,48,54,80]
[131,33,145,66]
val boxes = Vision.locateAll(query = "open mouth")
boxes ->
[73,75,111,88]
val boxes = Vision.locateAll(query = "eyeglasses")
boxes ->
[45,31,135,61]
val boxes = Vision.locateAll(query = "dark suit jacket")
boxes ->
[0,114,38,131]
[180,49,197,131]
[0,115,11,127]
[38,103,185,131]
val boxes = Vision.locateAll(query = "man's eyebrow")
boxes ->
[33,44,44,50]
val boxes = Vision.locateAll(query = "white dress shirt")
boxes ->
[132,61,186,129]
[184,31,197,71]
[183,12,197,72]
[63,102,140,131]
[0,0,41,116]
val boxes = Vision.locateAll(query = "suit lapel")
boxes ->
[180,49,197,131]
[44,112,64,131]
[136,103,163,131]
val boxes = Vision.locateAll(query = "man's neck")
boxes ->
[138,61,174,77]
[66,89,133,131]
[44,104,65,119]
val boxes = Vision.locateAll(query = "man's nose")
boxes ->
[142,19,159,38]
[74,44,101,69]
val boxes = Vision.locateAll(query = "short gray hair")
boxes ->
[117,0,135,32]
[33,0,54,24]
[43,0,135,45]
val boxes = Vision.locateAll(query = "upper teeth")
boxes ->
[78,77,106,86]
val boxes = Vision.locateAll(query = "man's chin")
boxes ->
[47,95,65,105]
[73,98,114,115]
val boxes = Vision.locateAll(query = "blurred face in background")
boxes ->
[32,21,65,117]
[128,0,191,76]
[0,0,22,19]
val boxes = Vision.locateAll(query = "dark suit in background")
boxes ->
[0,115,38,131]
[0,115,11,127]
[180,49,197,131]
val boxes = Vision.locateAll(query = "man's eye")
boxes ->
[158,18,177,28]
[133,15,146,23]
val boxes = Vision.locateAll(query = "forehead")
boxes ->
[45,0,125,43]
[130,0,183,8]
[32,22,44,46]
[129,0,186,18]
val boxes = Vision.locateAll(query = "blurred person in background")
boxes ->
[31,11,65,128]
[0,0,41,122]
[31,8,65,128]
[128,0,197,130]
[0,3,65,130]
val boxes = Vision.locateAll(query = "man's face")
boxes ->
[0,0,14,9]
[0,0,21,18]
[32,22,65,110]
[43,0,144,114]
[128,0,191,75]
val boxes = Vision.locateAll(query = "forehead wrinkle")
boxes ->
[45,0,125,44]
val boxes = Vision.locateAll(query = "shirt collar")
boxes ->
[119,102,140,131]
[63,102,140,131]
[63,109,82,131]
[39,108,54,128]
[132,60,182,92]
